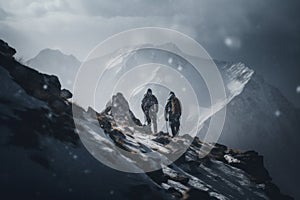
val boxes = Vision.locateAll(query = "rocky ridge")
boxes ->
[0,39,293,200]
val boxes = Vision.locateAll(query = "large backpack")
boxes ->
[171,97,181,117]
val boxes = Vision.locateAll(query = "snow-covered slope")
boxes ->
[27,48,81,91]
[0,39,293,199]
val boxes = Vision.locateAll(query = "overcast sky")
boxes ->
[0,0,299,106]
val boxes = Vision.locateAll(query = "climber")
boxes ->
[141,88,159,133]
[164,91,182,137]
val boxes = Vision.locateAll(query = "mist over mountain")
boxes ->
[26,48,81,91]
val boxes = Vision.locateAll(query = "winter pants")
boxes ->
[169,117,180,137]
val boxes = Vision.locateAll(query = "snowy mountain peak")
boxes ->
[217,61,254,99]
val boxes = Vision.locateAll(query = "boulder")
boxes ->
[0,39,16,57]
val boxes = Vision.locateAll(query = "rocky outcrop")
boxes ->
[0,39,72,113]
[0,39,78,147]
[95,94,293,200]
[0,39,16,57]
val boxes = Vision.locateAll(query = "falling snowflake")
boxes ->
[296,86,300,94]
[182,87,186,92]
[168,57,173,64]
[274,110,281,117]
[225,38,233,46]
[47,113,52,119]
[110,190,114,195]
[74,128,79,134]
[83,169,91,174]
[224,36,241,49]
[73,155,78,160]
[177,65,183,71]
[43,84,48,90]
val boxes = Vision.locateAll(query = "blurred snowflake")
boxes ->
[296,86,300,94]
[224,36,241,49]
[274,110,281,117]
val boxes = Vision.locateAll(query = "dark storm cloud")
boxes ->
[27,0,70,17]
[78,0,176,17]
[0,0,299,105]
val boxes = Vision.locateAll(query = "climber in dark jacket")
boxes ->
[164,91,182,137]
[141,88,159,133]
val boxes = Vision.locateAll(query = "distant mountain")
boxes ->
[0,40,293,199]
[27,48,81,91]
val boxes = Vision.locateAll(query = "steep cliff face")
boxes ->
[0,40,293,199]
[218,71,300,198]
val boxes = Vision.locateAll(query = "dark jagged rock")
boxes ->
[60,88,73,99]
[187,188,215,200]
[0,40,79,148]
[103,92,143,127]
[0,39,16,57]
[153,131,172,145]
[0,39,72,113]
[230,150,272,183]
